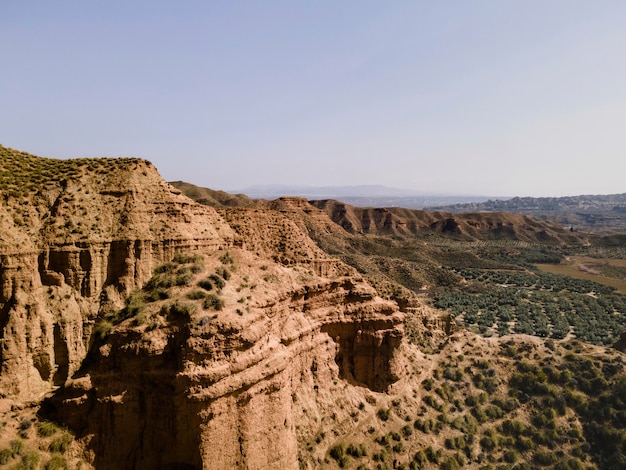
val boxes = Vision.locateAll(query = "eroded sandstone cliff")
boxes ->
[0,146,410,469]
[0,145,234,399]
[45,250,403,469]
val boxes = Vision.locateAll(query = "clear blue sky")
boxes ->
[2,1,625,197]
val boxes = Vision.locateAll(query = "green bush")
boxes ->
[145,287,170,302]
[377,408,391,421]
[0,448,13,465]
[37,421,58,437]
[209,274,226,290]
[216,266,231,280]
[16,451,40,470]
[219,252,234,265]
[440,457,460,470]
[48,433,72,453]
[93,319,113,340]
[167,301,197,318]
[197,278,214,291]
[329,443,348,467]
[203,294,224,311]
[533,450,557,465]
[44,454,69,470]
[187,290,207,300]
[125,290,144,316]
[346,443,367,457]
[10,440,23,455]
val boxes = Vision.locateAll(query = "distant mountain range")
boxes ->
[230,184,503,208]
[428,193,626,233]
[193,182,626,234]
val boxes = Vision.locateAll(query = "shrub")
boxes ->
[209,274,226,290]
[216,267,231,280]
[167,301,197,318]
[533,450,557,465]
[377,408,391,421]
[440,457,460,470]
[424,446,440,464]
[203,294,224,311]
[37,421,58,437]
[422,378,434,390]
[49,433,72,453]
[197,278,214,291]
[18,451,40,470]
[175,268,195,286]
[219,252,234,265]
[503,450,519,464]
[479,430,498,451]
[0,448,13,465]
[329,443,348,467]
[187,290,207,300]
[145,287,170,302]
[125,290,144,316]
[44,454,69,470]
[172,253,204,266]
[10,440,24,455]
[93,319,113,340]
[346,443,366,457]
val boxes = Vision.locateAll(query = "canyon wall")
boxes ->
[46,270,403,469]
[0,149,233,400]
[1,148,408,468]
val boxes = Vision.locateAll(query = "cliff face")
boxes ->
[308,200,586,243]
[46,252,403,469]
[0,147,407,469]
[0,146,234,400]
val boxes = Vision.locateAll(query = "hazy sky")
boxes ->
[2,1,625,197]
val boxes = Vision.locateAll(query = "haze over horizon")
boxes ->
[2,1,625,198]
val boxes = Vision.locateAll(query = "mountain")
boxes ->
[229,183,501,209]
[231,184,423,198]
[428,193,626,233]
[1,145,625,470]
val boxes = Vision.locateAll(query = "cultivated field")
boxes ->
[537,256,626,294]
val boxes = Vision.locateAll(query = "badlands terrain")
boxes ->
[0,145,625,470]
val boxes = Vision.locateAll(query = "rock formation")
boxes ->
[0,146,407,469]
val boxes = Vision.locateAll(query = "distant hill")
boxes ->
[230,183,502,208]
[428,193,626,233]
[169,180,257,208]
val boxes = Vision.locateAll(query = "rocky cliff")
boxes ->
[0,146,235,401]
[45,250,403,469]
[0,146,410,469]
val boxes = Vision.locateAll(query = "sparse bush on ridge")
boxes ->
[0,448,13,465]
[37,421,58,437]
[44,454,69,470]
[186,289,206,300]
[48,433,72,454]
[197,278,214,291]
[203,294,224,311]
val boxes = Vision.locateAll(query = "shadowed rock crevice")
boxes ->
[322,320,402,392]
[52,323,69,385]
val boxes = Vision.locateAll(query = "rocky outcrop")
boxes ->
[309,199,585,243]
[0,146,234,400]
[1,147,410,469]
[44,253,403,469]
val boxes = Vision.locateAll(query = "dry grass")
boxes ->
[537,256,626,294]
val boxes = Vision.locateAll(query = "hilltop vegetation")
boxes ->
[316,334,626,470]
[0,144,145,198]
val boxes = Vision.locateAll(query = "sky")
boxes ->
[2,1,626,197]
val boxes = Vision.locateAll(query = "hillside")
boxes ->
[0,147,625,470]
[428,193,626,234]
